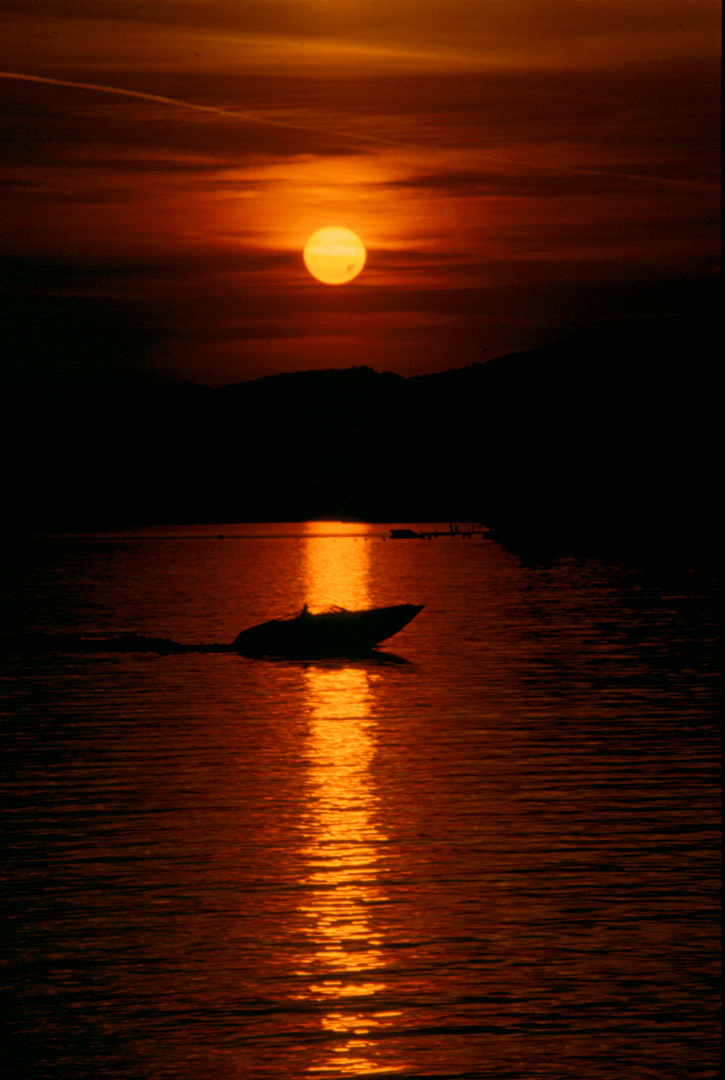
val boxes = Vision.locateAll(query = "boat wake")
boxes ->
[2,605,423,661]
[0,633,412,665]
[0,633,230,655]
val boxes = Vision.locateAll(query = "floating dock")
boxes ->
[389,525,489,540]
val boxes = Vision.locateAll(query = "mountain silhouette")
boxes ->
[2,312,719,549]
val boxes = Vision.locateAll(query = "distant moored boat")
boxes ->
[389,528,422,539]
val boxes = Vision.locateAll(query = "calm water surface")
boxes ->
[1,523,720,1079]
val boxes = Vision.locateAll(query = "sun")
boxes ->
[303,227,366,285]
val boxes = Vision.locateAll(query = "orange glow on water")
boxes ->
[301,522,372,611]
[298,670,399,1070]
[295,523,402,1073]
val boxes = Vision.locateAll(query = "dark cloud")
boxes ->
[3,0,718,51]
[1,2,719,385]
[0,78,366,164]
[0,289,160,387]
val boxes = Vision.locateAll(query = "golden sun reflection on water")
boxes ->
[300,520,372,612]
[296,524,403,1074]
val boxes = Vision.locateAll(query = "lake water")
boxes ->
[1,523,720,1079]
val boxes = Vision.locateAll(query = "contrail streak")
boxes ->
[0,69,399,148]
[1,69,711,189]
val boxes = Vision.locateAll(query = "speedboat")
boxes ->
[231,603,423,658]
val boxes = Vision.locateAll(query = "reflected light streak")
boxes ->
[296,524,404,1074]
[301,521,372,612]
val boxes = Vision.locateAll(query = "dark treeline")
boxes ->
[2,313,719,548]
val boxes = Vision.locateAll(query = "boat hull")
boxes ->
[232,604,423,658]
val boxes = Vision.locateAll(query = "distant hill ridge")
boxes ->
[2,313,719,548]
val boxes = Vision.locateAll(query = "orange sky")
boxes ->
[1,0,720,385]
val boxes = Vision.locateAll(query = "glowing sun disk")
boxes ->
[304,226,366,285]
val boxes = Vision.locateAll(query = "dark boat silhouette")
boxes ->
[0,606,423,659]
[231,603,423,658]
